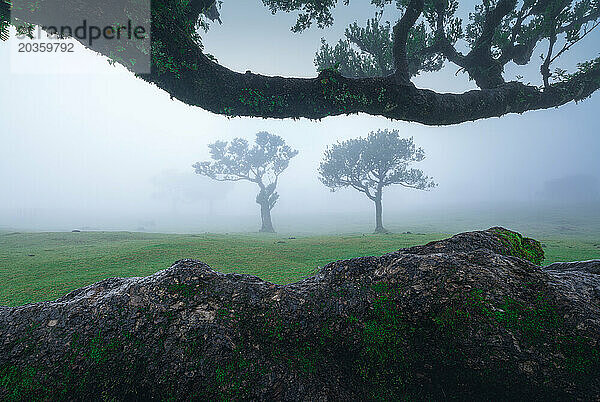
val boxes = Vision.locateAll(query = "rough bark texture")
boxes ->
[1,227,599,400]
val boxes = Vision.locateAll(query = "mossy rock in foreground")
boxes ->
[1,227,599,400]
[401,226,545,265]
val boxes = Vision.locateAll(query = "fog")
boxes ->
[1,1,599,236]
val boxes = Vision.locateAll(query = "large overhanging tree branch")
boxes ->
[2,0,599,125]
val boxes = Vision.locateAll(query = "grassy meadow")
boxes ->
[1,230,599,307]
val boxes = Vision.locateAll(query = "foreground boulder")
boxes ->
[1,227,599,400]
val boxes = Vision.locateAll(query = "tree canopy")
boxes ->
[193,131,298,232]
[2,0,599,124]
[319,130,435,232]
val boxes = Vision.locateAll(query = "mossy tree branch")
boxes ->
[3,0,600,124]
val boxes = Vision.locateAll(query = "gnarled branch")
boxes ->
[3,0,600,125]
[139,26,600,124]
[392,0,424,84]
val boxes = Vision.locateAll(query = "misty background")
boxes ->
[0,1,599,236]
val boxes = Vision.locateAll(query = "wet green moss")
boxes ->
[319,71,372,113]
[465,288,600,384]
[355,283,416,399]
[466,289,560,344]
[167,283,198,297]
[493,228,544,264]
[356,283,595,399]
[238,89,287,114]
[2,279,598,400]
[0,365,38,402]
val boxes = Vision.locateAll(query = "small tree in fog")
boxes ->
[193,132,298,233]
[319,130,436,233]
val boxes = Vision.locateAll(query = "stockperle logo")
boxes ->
[11,0,151,74]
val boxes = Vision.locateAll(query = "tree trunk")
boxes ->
[374,195,387,234]
[259,202,275,233]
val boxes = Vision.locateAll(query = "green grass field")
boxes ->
[1,230,599,307]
